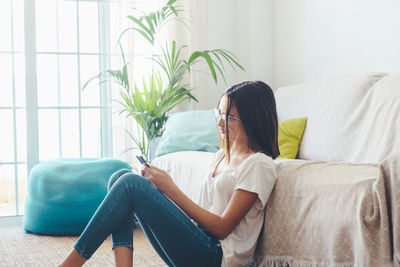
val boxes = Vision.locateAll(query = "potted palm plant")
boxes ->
[84,0,244,160]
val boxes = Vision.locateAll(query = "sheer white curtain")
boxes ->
[168,0,217,112]
[167,0,244,112]
[112,0,229,165]
[111,0,165,167]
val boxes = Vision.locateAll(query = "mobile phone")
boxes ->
[136,155,150,167]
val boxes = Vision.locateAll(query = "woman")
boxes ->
[60,81,280,267]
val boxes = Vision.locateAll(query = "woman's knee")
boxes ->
[111,172,148,192]
[108,169,132,191]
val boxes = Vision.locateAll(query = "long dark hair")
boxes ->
[218,81,280,162]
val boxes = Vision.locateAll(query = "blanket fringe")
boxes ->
[253,255,382,267]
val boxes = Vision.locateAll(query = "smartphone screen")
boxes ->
[136,155,149,167]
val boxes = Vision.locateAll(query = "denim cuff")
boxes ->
[112,242,134,250]
[74,244,92,260]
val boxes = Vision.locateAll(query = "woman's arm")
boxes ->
[143,165,258,240]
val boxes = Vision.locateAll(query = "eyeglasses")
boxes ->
[214,108,240,123]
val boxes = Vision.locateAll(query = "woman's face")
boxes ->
[216,95,247,145]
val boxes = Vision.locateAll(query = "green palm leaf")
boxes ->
[187,49,245,84]
[119,0,181,45]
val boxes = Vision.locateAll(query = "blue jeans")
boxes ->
[74,169,223,267]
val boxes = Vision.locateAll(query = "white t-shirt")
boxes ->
[197,149,277,267]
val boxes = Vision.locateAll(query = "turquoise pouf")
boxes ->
[23,158,131,235]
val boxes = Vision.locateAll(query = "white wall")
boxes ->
[275,0,400,87]
[179,0,400,109]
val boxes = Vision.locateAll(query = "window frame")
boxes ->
[0,0,115,217]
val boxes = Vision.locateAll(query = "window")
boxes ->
[0,0,163,217]
[0,0,27,217]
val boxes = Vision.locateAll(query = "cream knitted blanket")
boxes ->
[254,159,394,266]
[381,151,400,265]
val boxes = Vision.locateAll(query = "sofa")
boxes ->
[150,73,400,266]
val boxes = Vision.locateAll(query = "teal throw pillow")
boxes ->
[155,110,219,157]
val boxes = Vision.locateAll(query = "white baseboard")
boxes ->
[0,216,24,228]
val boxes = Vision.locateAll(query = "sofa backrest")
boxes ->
[274,72,400,163]
[350,75,400,162]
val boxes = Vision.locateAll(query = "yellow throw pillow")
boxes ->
[278,117,307,159]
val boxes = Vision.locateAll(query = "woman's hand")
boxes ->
[141,165,178,196]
